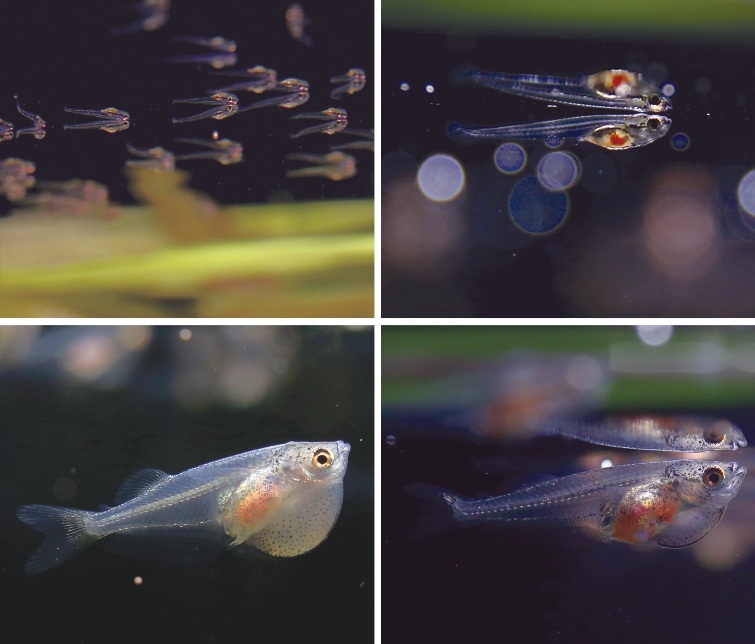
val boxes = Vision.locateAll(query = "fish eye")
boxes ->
[702,466,725,489]
[703,423,727,444]
[312,448,334,469]
[648,94,662,106]
[647,117,661,131]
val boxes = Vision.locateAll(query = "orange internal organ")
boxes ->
[588,70,638,97]
[234,481,283,528]
[609,131,630,147]
[611,483,682,544]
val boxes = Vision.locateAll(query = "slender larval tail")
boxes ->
[16,504,100,574]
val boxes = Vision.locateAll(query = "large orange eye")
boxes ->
[702,466,725,489]
[703,423,727,444]
[312,448,334,469]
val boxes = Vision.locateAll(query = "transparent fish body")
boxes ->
[435,459,745,547]
[286,151,357,181]
[290,107,348,139]
[539,416,747,452]
[236,78,310,112]
[170,35,237,53]
[330,68,366,99]
[164,53,238,69]
[172,92,239,124]
[173,137,243,165]
[63,107,131,134]
[330,128,374,152]
[17,441,350,573]
[461,68,671,113]
[111,0,170,36]
[0,119,14,142]
[125,143,176,172]
[14,96,46,140]
[285,3,312,47]
[209,65,278,94]
[448,114,671,150]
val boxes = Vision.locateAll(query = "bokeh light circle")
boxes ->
[508,175,569,234]
[670,132,691,151]
[417,154,465,202]
[493,143,527,175]
[536,151,581,191]
[661,83,676,97]
[737,169,755,218]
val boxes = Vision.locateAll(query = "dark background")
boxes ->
[0,1,374,210]
[0,326,373,644]
[382,29,755,316]
[382,326,755,643]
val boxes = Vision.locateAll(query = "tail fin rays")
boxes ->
[17,504,99,573]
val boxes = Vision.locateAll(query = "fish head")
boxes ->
[700,419,748,450]
[654,460,746,548]
[664,417,748,451]
[281,440,351,485]
[675,459,747,506]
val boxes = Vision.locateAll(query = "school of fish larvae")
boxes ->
[16,441,350,573]
[1,4,371,207]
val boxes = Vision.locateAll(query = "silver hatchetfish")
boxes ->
[410,459,745,548]
[17,440,350,573]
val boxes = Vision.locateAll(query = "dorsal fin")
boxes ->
[115,468,170,504]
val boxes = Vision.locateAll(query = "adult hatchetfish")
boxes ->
[17,440,350,573]
[410,459,745,548]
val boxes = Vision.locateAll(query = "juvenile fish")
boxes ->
[412,459,745,547]
[538,416,747,452]
[17,441,350,573]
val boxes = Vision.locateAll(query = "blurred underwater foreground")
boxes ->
[0,167,373,317]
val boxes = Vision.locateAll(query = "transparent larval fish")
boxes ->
[411,459,745,548]
[17,441,350,573]
[537,416,747,452]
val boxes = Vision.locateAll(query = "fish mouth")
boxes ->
[735,436,748,449]
[729,464,747,489]
[337,440,351,456]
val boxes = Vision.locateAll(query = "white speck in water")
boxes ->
[425,84,435,94]
[399,82,410,92]
[385,435,397,446]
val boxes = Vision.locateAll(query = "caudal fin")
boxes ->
[16,504,98,573]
